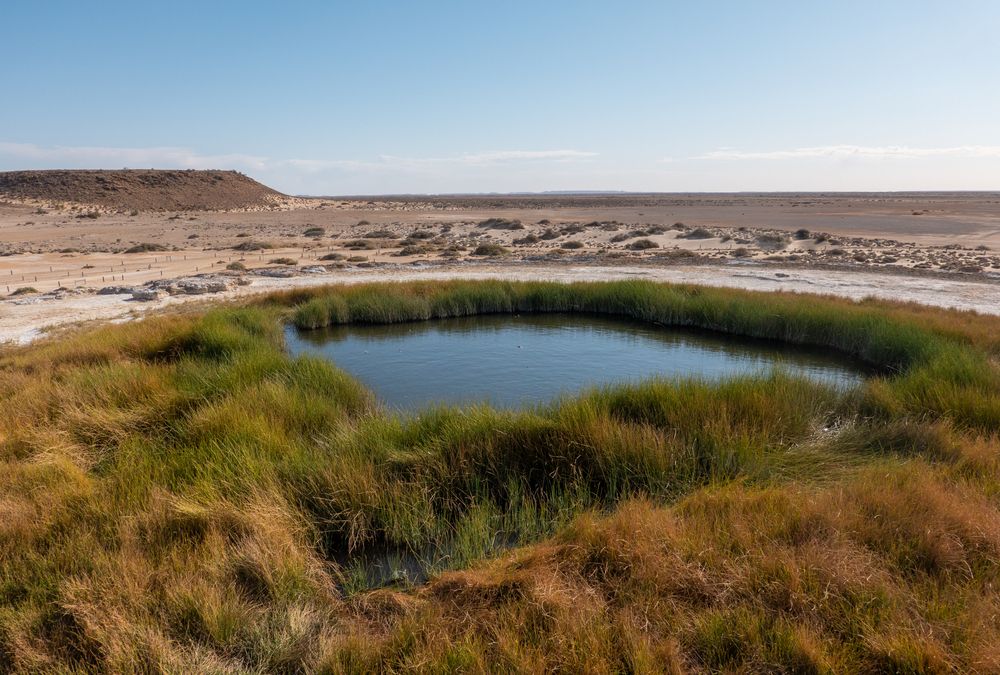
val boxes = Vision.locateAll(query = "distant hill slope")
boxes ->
[0,169,292,211]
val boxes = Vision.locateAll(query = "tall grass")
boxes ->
[287,279,999,428]
[290,280,946,368]
[1,280,998,671]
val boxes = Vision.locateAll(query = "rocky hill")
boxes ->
[0,169,293,211]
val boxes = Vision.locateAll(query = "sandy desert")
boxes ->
[2,171,999,343]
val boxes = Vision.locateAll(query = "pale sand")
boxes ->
[3,193,1000,295]
[3,192,1000,345]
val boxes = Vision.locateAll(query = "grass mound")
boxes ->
[232,240,275,252]
[471,243,508,256]
[628,238,659,250]
[679,227,715,239]
[2,280,999,671]
[477,218,524,230]
[124,242,169,254]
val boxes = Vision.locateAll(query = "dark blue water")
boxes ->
[286,314,866,410]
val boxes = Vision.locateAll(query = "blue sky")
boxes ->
[2,0,999,193]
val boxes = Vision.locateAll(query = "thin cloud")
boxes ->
[0,142,597,175]
[693,145,1000,161]
[0,141,268,170]
[279,158,376,173]
[371,150,598,170]
[458,150,598,163]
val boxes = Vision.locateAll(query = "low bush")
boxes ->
[758,233,791,250]
[395,244,434,256]
[471,243,508,256]
[477,218,524,230]
[628,238,659,250]
[233,240,275,251]
[343,239,377,250]
[513,233,540,245]
[364,229,399,239]
[680,227,715,239]
[124,242,169,253]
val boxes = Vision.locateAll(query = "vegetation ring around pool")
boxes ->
[2,279,999,671]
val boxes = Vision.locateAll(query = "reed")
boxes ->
[1,280,998,671]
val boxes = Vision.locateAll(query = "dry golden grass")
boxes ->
[0,280,999,672]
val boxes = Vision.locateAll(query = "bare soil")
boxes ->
[2,175,1000,344]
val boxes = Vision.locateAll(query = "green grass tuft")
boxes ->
[2,280,1000,671]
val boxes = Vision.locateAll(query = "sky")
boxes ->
[2,0,999,194]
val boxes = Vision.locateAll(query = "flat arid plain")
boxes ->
[2,170,999,343]
[5,170,1000,671]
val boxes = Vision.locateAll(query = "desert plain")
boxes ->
[2,170,1000,343]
